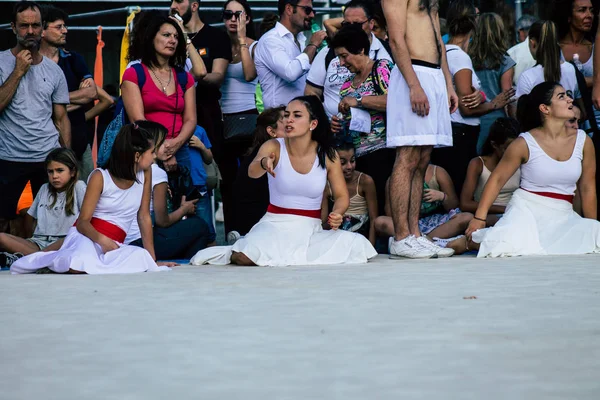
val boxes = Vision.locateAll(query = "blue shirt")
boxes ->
[189,126,212,189]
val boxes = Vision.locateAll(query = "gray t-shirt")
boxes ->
[0,50,70,162]
[27,181,87,236]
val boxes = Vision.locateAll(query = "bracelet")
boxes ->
[306,44,317,49]
[442,193,447,202]
[260,157,267,171]
[473,216,486,222]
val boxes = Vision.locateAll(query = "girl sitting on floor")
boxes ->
[11,123,176,274]
[460,117,521,228]
[0,148,86,268]
[321,140,378,246]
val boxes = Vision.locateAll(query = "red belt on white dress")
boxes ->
[520,188,574,204]
[267,204,321,219]
[74,217,127,243]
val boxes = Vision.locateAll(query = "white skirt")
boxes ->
[472,189,600,257]
[11,227,168,274]
[386,65,452,148]
[190,212,378,266]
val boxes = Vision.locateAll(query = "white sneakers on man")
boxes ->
[389,235,454,259]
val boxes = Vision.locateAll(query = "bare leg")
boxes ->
[390,147,421,240]
[447,236,480,255]
[0,233,40,255]
[374,216,395,237]
[408,147,432,237]
[231,251,257,266]
[426,213,473,240]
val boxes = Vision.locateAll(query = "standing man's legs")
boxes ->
[407,146,432,237]
[390,146,421,240]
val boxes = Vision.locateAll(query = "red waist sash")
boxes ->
[267,204,321,219]
[74,217,127,243]
[521,188,574,204]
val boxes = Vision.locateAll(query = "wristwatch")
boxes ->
[356,93,363,108]
[186,37,192,45]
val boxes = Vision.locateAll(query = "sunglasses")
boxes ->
[292,5,315,15]
[223,10,244,20]
[341,19,369,27]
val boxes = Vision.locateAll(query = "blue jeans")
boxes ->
[130,216,211,260]
[195,188,216,243]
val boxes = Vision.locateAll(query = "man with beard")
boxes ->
[40,5,97,181]
[0,1,70,233]
[170,0,232,164]
[254,0,327,108]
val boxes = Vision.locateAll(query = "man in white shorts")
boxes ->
[382,0,458,258]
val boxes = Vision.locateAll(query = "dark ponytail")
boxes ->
[517,81,560,132]
[290,95,335,168]
[534,20,561,83]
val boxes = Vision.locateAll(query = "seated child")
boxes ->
[321,140,378,246]
[0,148,86,268]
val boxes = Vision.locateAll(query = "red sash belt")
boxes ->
[521,188,574,204]
[74,217,127,243]
[267,204,321,219]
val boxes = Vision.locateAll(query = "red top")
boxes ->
[122,64,194,139]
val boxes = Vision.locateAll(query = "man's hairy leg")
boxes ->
[390,146,421,240]
[408,146,432,237]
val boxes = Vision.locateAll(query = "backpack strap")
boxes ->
[380,39,395,63]
[131,63,146,89]
[174,66,188,93]
[569,61,599,136]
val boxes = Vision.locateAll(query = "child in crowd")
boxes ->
[0,149,86,268]
[322,140,378,246]
[188,126,216,245]
[375,165,472,257]
[125,121,212,259]
[11,123,175,274]
[460,118,521,228]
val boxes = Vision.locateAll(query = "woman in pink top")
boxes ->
[121,15,196,172]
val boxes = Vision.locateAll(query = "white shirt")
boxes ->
[255,22,311,109]
[306,34,393,118]
[507,38,536,86]
[221,42,259,114]
[516,62,581,99]
[446,44,481,126]
[28,181,87,237]
[125,164,169,244]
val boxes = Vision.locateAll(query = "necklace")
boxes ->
[150,67,172,94]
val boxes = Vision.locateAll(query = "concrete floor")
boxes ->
[1,254,600,400]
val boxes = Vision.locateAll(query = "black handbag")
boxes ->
[223,113,258,140]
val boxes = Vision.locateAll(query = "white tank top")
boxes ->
[268,138,327,210]
[519,130,585,196]
[221,42,258,114]
[91,168,145,232]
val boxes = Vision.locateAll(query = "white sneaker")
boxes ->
[432,235,465,248]
[389,235,436,259]
[226,230,241,245]
[215,202,224,222]
[416,236,455,258]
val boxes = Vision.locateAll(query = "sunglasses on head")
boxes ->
[341,19,369,27]
[292,4,315,15]
[223,10,244,20]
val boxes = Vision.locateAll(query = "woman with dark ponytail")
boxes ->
[463,82,600,257]
[190,96,377,266]
[515,21,583,110]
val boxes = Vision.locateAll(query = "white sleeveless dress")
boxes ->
[11,169,167,274]
[472,130,600,257]
[191,139,377,266]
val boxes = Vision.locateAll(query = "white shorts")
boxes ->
[386,63,452,147]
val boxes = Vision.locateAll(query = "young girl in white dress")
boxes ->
[465,81,600,257]
[191,96,377,266]
[0,148,86,268]
[11,124,176,274]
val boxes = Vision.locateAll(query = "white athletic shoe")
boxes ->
[432,235,465,248]
[416,236,455,258]
[389,235,436,259]
[226,230,241,245]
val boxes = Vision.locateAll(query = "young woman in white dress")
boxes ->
[191,96,377,266]
[465,81,600,257]
[11,124,176,274]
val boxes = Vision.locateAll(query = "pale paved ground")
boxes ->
[1,254,600,400]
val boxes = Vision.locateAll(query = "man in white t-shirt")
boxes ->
[305,0,392,118]
[507,16,538,86]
